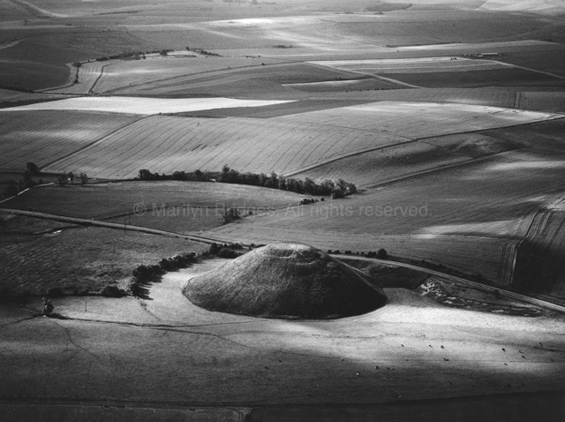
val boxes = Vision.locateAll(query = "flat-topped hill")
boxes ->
[183,243,387,319]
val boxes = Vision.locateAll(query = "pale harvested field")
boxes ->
[46,61,108,95]
[41,102,561,179]
[42,114,405,178]
[1,96,292,115]
[0,110,140,171]
[395,40,561,53]
[278,102,562,139]
[480,0,565,13]
[283,78,402,93]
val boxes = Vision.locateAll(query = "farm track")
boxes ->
[492,59,565,82]
[89,63,111,94]
[0,208,218,245]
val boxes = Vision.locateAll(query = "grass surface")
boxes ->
[1,181,306,219]
[1,262,563,417]
[0,110,140,171]
[0,224,206,296]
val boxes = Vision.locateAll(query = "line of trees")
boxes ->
[2,162,43,198]
[136,165,357,198]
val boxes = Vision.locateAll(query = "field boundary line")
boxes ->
[509,191,565,285]
[102,60,304,94]
[0,39,20,51]
[90,63,112,94]
[282,138,423,178]
[514,91,521,109]
[489,59,565,81]
[39,116,147,172]
[306,62,420,89]
[284,115,565,182]
[35,63,78,93]
[361,152,510,189]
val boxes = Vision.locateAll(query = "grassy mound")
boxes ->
[183,243,387,319]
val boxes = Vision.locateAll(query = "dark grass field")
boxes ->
[0,222,206,296]
[379,68,565,88]
[0,182,305,220]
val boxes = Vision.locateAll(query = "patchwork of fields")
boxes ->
[0,101,552,179]
[3,1,565,419]
[203,150,565,285]
[312,57,565,88]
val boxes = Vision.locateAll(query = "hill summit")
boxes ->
[183,243,387,319]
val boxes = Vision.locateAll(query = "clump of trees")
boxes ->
[2,162,43,199]
[1,163,89,199]
[136,165,358,198]
[95,49,172,62]
[221,206,240,224]
[207,242,245,259]
[56,171,88,186]
[366,248,388,259]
